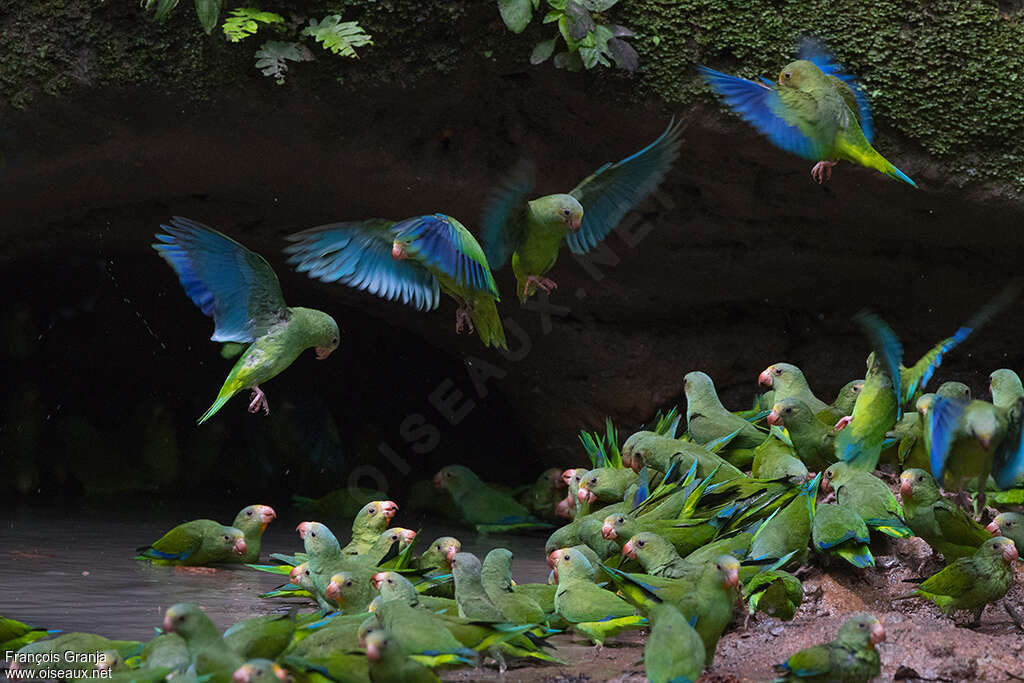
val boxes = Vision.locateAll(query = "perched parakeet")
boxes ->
[901,536,1018,624]
[153,216,340,424]
[481,119,684,302]
[644,603,705,683]
[576,466,638,505]
[450,552,505,621]
[699,42,915,186]
[899,468,989,562]
[990,369,1024,410]
[622,532,699,579]
[134,519,246,566]
[520,467,567,520]
[601,512,717,558]
[229,504,276,564]
[831,380,864,417]
[758,363,831,419]
[811,503,874,568]
[363,629,441,683]
[987,512,1024,551]
[552,547,645,645]
[767,398,837,471]
[222,611,296,661]
[748,474,821,568]
[622,430,746,483]
[163,603,244,682]
[751,433,809,482]
[367,600,476,664]
[773,613,884,682]
[480,548,548,623]
[434,465,548,532]
[684,371,766,450]
[285,213,506,349]
[824,462,910,538]
[342,500,400,555]
[324,568,378,613]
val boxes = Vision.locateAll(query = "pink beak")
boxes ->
[433,472,443,488]
[289,566,303,583]
[547,550,560,569]
[568,216,581,231]
[820,477,833,495]
[232,537,247,555]
[314,346,333,360]
[758,368,774,387]
[899,480,913,499]
[380,501,398,519]
[233,666,251,683]
[601,522,617,540]
[162,615,174,634]
[987,520,1001,535]
[400,529,416,544]
[444,545,459,567]
[766,409,782,426]
[1004,541,1019,563]
[724,567,739,588]
[561,469,576,486]
[391,242,407,260]
[372,572,387,589]
[833,416,853,431]
[365,640,381,662]
[577,487,596,504]
[555,497,574,519]
[296,521,312,539]
[870,622,886,646]
[622,540,637,560]
[325,580,340,601]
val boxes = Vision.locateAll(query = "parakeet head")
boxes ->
[422,536,461,568]
[450,551,485,585]
[758,362,806,391]
[357,615,380,646]
[363,629,391,663]
[293,308,340,360]
[767,398,811,427]
[95,651,120,673]
[234,504,277,534]
[162,603,216,641]
[683,371,719,406]
[621,532,666,565]
[288,563,311,588]
[987,512,1023,539]
[552,547,594,582]
[358,500,399,529]
[325,571,362,603]
[967,405,999,449]
[533,194,584,232]
[232,660,290,683]
[296,521,340,556]
[821,462,849,494]
[434,465,480,494]
[777,60,827,89]
[981,536,1018,564]
[837,613,886,649]
[936,381,971,401]
[915,393,936,416]
[373,571,417,604]
[712,555,740,589]
[218,527,247,556]
[898,468,939,503]
[601,512,630,540]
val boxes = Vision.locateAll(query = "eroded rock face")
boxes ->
[2,67,1023,496]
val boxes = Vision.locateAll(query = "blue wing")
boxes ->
[480,161,535,270]
[929,396,968,480]
[993,397,1024,489]
[284,218,440,311]
[393,214,499,299]
[632,467,650,508]
[153,216,288,343]
[853,310,904,417]
[567,118,684,255]
[698,65,825,162]
[798,38,874,142]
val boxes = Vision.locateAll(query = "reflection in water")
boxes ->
[0,504,549,639]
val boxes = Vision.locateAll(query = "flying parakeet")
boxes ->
[481,119,684,302]
[773,613,885,682]
[153,216,340,424]
[285,213,507,349]
[699,41,915,186]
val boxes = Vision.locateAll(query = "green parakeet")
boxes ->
[767,398,838,471]
[285,213,506,349]
[232,659,290,683]
[228,504,276,564]
[684,371,767,449]
[622,430,746,483]
[601,511,717,557]
[324,568,378,613]
[363,629,441,683]
[901,536,1018,624]
[899,468,989,562]
[747,474,821,568]
[367,601,477,663]
[135,519,247,566]
[434,465,549,533]
[987,511,1024,551]
[9,633,142,679]
[481,119,683,302]
[520,467,567,520]
[700,41,915,186]
[223,611,296,661]
[990,369,1024,410]
[153,216,340,424]
[751,433,809,482]
[552,547,645,645]
[0,616,59,652]
[824,462,910,538]
[343,500,400,555]
[576,466,638,505]
[644,603,705,683]
[773,613,885,682]
[811,503,874,568]
[743,569,803,621]
[480,548,548,623]
[758,363,831,419]
[162,603,244,682]
[621,532,699,579]
[831,380,864,417]
[451,552,505,621]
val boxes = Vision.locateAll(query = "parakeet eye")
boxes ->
[223,535,229,541]
[256,672,263,678]
[784,72,791,80]
[617,517,624,523]
[588,477,597,486]
[784,407,792,414]
[436,544,442,550]
[311,531,317,538]
[563,553,570,561]
[637,539,646,547]
[246,510,253,516]
[917,475,924,482]
[562,208,571,216]
[345,580,354,587]
[369,508,377,515]
[387,578,394,584]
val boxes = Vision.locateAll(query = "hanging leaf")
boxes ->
[564,1,595,41]
[222,8,285,43]
[497,0,533,34]
[581,0,620,10]
[194,0,221,34]
[530,38,556,64]
[147,0,180,22]
[254,41,312,84]
[607,36,638,71]
[302,15,373,58]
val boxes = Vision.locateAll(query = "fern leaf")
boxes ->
[301,15,373,58]
[223,8,285,43]
[254,41,312,84]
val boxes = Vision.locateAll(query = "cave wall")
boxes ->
[2,2,1024,499]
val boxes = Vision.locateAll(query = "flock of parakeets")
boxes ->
[9,38,1024,683]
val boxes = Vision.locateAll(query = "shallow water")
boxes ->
[0,503,550,639]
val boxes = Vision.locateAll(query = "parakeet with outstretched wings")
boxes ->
[285,214,506,349]
[481,119,684,302]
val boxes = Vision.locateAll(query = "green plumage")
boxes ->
[134,519,246,566]
[812,503,874,569]
[685,371,767,450]
[644,603,705,683]
[773,613,884,682]
[743,569,803,621]
[825,462,910,538]
[768,398,837,471]
[899,468,989,562]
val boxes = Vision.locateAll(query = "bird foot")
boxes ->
[820,491,836,504]
[811,160,837,184]
[792,564,813,578]
[524,275,558,298]
[952,490,973,513]
[248,386,270,415]
[454,306,475,334]
[832,415,853,432]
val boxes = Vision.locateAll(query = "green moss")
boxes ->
[619,0,1024,187]
[2,1,1021,186]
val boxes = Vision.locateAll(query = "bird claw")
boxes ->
[455,307,474,334]
[248,386,270,415]
[811,160,837,184]
[832,415,853,432]
[524,276,558,298]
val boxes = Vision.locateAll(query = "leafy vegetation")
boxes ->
[140,3,371,83]
[497,0,638,72]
